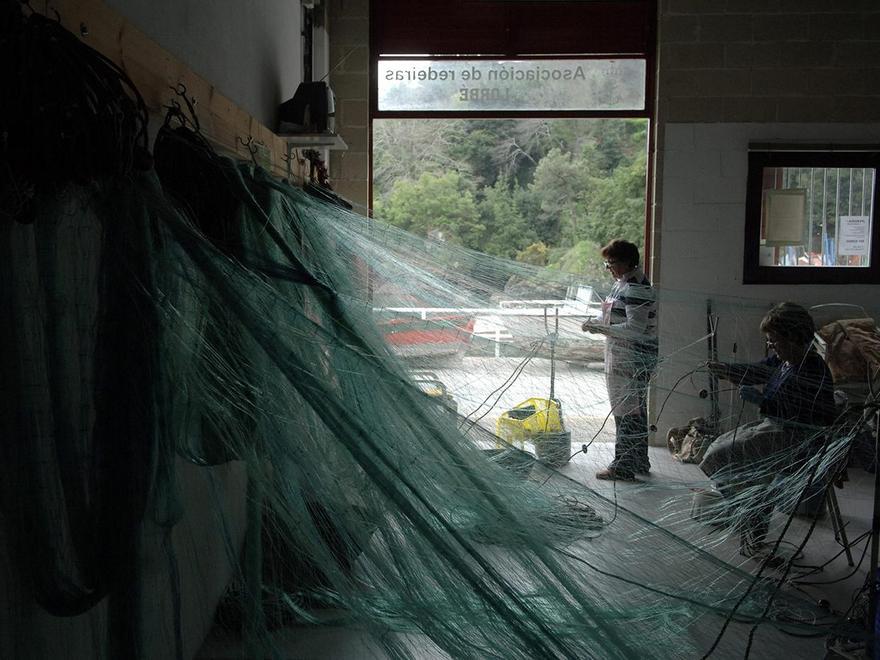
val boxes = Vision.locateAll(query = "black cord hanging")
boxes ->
[0,0,151,223]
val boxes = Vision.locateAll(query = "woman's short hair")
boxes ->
[760,302,816,346]
[600,239,640,269]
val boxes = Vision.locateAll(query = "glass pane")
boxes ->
[378,59,646,112]
[758,166,875,268]
[372,117,648,266]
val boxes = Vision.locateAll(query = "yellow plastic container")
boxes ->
[496,398,563,446]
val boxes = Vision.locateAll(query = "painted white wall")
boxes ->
[653,123,880,440]
[108,0,302,128]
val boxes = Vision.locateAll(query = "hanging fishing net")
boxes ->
[3,4,880,659]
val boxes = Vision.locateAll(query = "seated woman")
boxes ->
[700,302,835,481]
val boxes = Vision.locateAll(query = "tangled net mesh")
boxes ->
[2,5,879,659]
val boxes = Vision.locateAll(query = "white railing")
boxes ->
[375,303,605,359]
[373,305,602,319]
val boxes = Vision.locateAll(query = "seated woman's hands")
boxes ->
[706,361,729,379]
[738,385,763,405]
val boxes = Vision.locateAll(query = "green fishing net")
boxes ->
[2,5,879,659]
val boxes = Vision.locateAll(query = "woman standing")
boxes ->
[582,239,657,481]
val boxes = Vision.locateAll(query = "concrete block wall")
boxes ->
[653,123,880,438]
[658,0,880,123]
[327,0,371,213]
[652,0,880,438]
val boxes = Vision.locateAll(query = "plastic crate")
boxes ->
[496,398,563,446]
[533,430,572,467]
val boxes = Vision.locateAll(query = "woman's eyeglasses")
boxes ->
[603,260,621,269]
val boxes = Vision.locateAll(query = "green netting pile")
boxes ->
[2,5,879,659]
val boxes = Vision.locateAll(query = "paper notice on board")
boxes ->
[763,189,806,246]
[838,215,870,256]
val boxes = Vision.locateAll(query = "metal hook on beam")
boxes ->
[237,135,259,166]
[171,83,201,132]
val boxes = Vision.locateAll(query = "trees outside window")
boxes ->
[373,118,648,277]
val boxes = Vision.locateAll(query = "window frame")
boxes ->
[373,53,651,119]
[743,147,880,285]
[368,0,658,265]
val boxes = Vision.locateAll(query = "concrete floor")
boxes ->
[567,447,873,659]
[197,357,874,659]
[197,445,874,659]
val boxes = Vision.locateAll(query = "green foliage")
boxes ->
[478,177,538,258]
[372,118,648,270]
[446,120,516,188]
[375,172,484,249]
[515,241,549,266]
[372,120,471,201]
[548,240,606,280]
[580,150,647,252]
[587,119,647,175]
[528,148,591,246]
